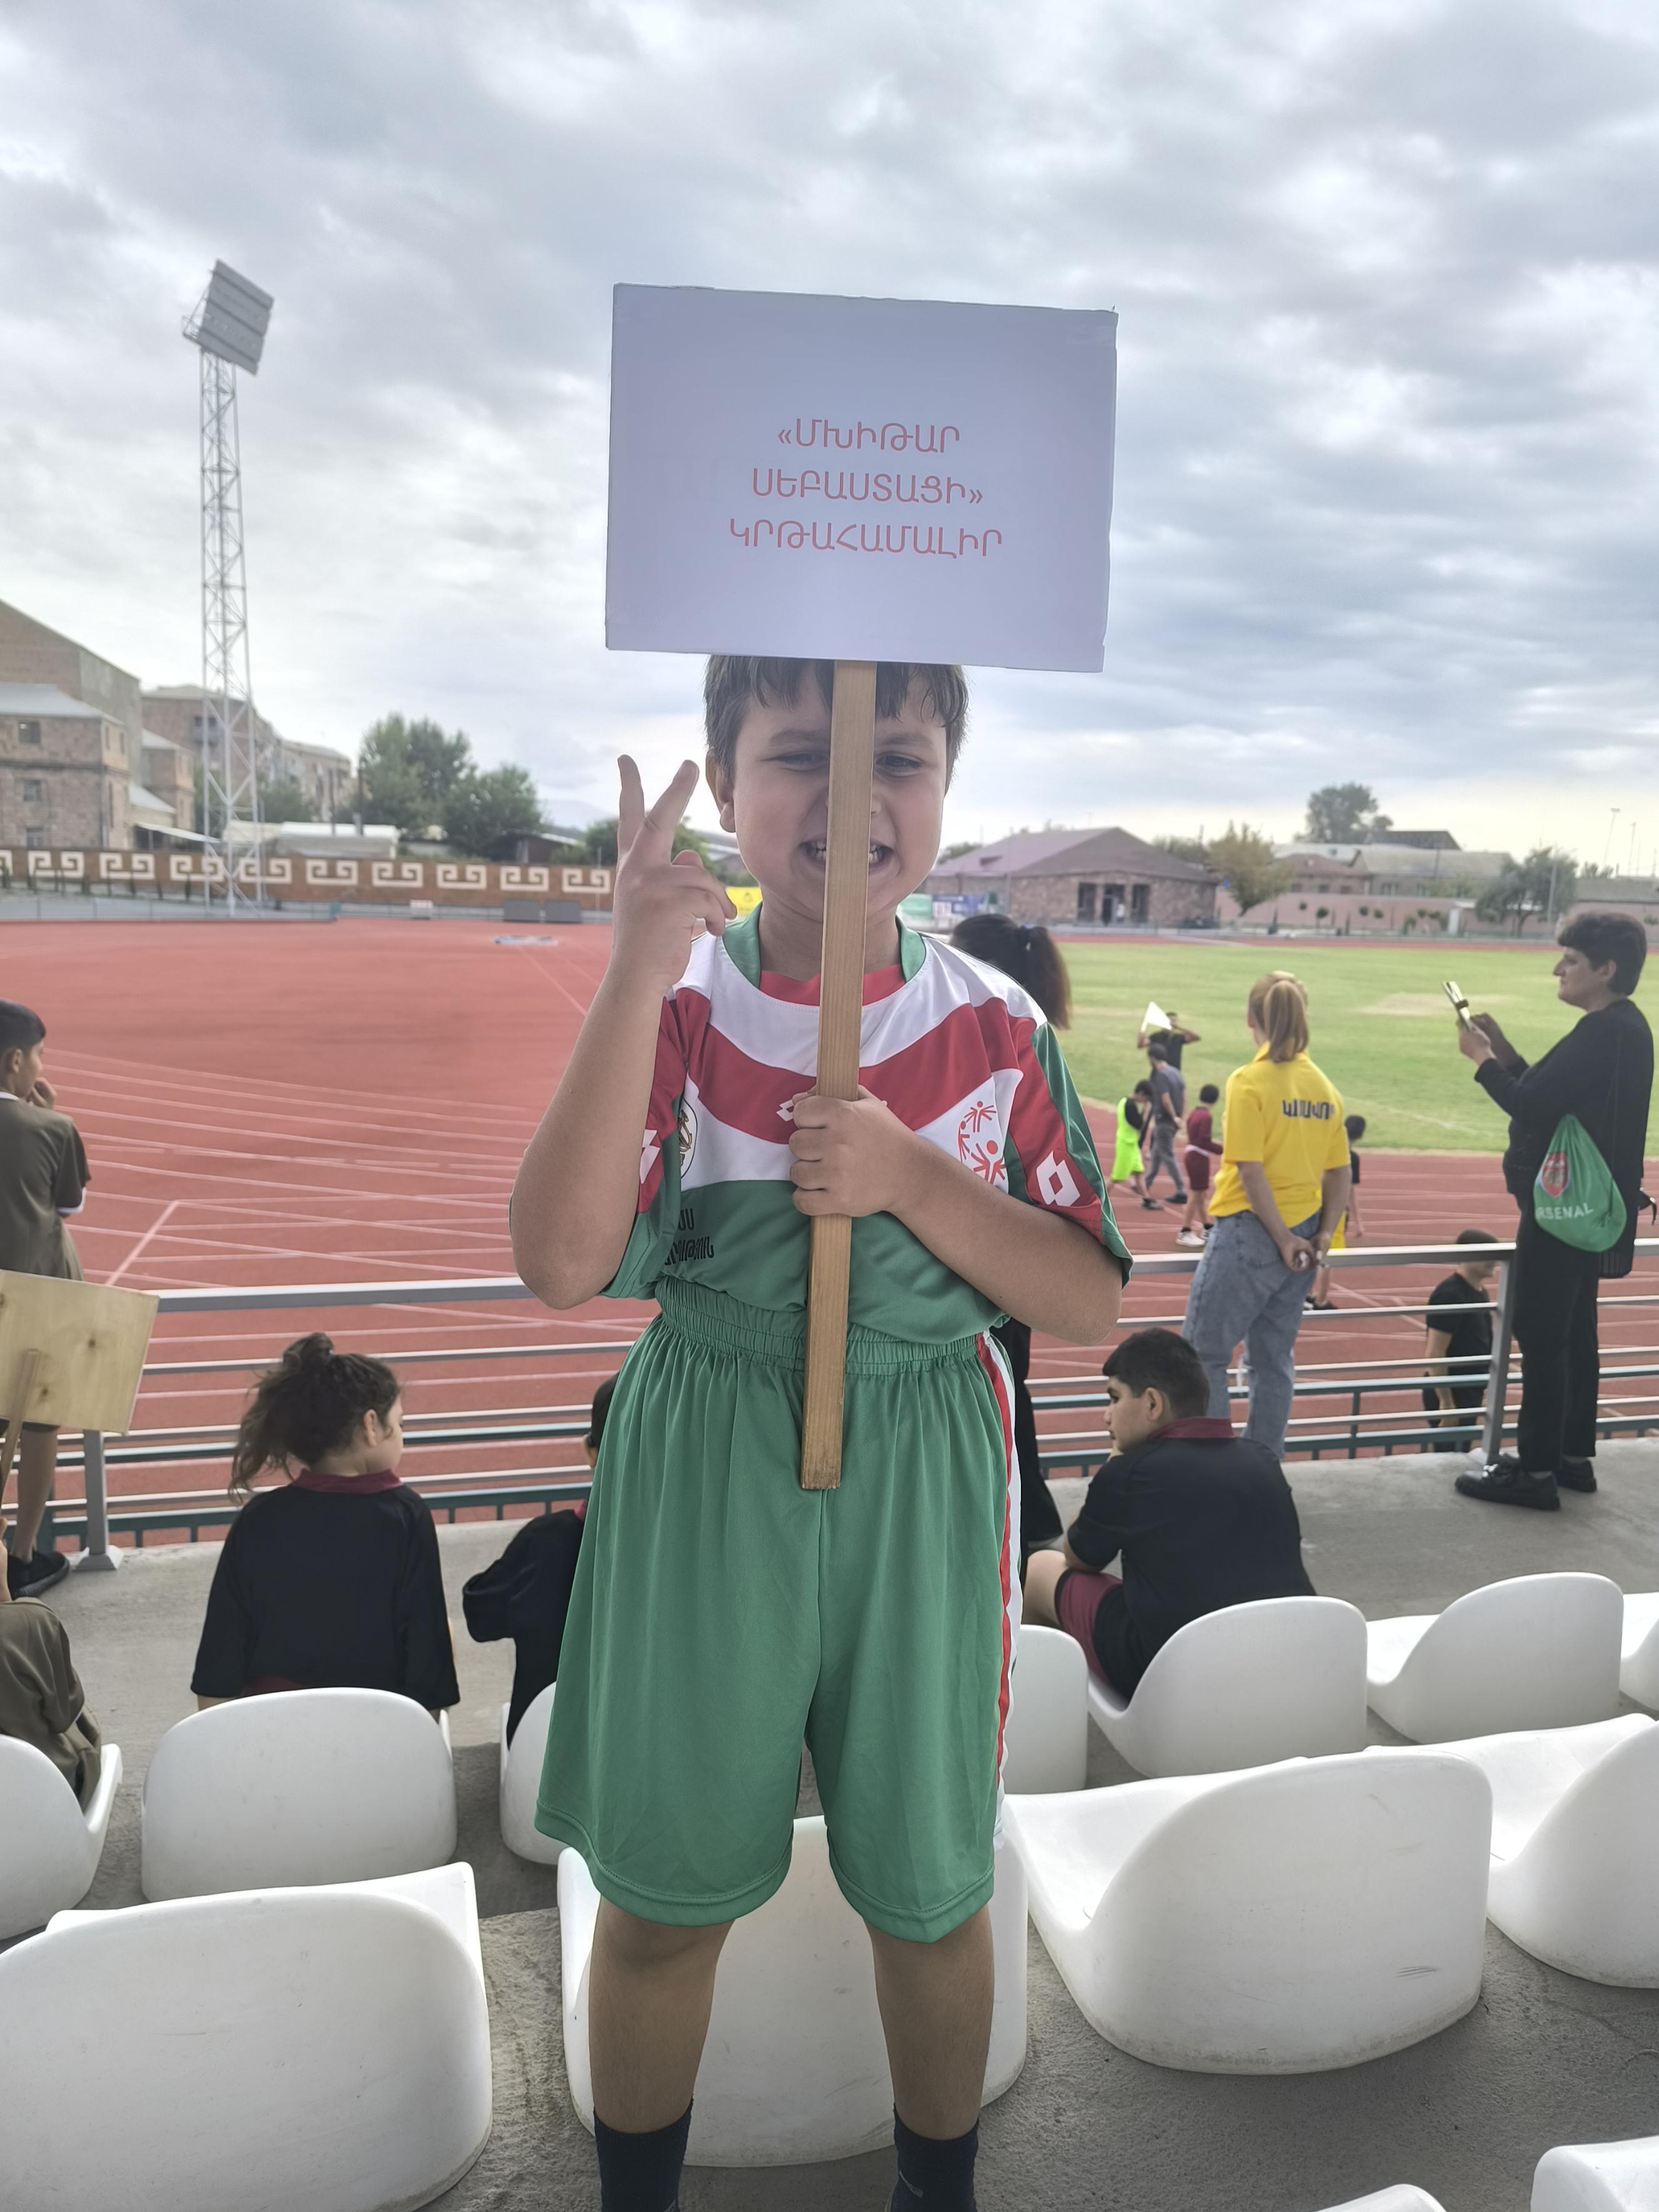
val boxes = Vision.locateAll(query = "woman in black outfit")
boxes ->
[950,914,1079,1566]
[1455,910,1652,1509]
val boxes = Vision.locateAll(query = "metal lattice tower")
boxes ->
[184,264,274,910]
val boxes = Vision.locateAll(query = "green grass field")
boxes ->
[1059,939,1657,1154]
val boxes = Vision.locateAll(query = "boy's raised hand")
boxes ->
[609,756,736,998]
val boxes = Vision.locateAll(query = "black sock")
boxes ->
[594,2103,691,2212]
[892,2111,979,2210]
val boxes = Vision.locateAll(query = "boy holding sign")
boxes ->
[512,655,1127,2207]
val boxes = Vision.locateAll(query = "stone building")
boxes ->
[0,683,132,849]
[928,827,1219,928]
[142,686,353,821]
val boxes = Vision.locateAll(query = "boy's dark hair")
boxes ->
[1557,908,1647,996]
[0,1001,46,1064]
[1199,1083,1219,1104]
[949,914,1071,1027]
[587,1374,617,1453]
[1102,1328,1210,1421]
[703,658,968,780]
[231,1332,400,1498]
[1147,1042,1168,1064]
[1344,1113,1367,1141]
[1456,1226,1499,1246]
[1132,1078,1153,1097]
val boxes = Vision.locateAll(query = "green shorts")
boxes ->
[535,1278,1018,1943]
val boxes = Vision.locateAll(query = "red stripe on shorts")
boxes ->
[975,1333,1017,1774]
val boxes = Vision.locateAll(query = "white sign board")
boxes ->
[605,285,1117,673]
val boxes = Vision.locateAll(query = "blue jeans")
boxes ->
[1183,1209,1318,1455]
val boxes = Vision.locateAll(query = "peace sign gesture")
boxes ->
[610,756,737,997]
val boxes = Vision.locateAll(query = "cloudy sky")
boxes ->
[2,0,1656,863]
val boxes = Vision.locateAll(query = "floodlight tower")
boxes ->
[183,263,274,909]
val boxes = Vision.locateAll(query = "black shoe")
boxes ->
[1455,1454,1560,1511]
[6,1544,71,1598]
[1557,1457,1598,1494]
[1140,1197,1164,1210]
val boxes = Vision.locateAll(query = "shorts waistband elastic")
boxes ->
[652,1276,984,1374]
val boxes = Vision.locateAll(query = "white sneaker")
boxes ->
[1174,1228,1205,1248]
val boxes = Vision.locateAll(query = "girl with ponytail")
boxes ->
[1181,974,1353,1454]
[191,1334,458,1716]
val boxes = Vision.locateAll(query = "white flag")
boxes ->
[1143,999,1171,1033]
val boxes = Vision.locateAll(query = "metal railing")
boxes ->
[54,1238,1659,1568]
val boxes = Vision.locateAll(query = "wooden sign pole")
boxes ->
[799,659,879,1491]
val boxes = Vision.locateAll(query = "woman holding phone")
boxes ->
[1183,973,1352,1454]
[1452,911,1652,1509]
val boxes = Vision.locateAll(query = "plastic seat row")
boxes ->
[0,1863,490,2212]
[4,1575,1652,1943]
[1004,1712,1659,2076]
[1002,1576,1653,1788]
[1315,2133,1659,2207]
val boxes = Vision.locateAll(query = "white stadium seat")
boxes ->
[1002,1624,1089,1794]
[1003,1748,1491,2073]
[1533,2133,1659,2210]
[0,1864,491,2212]
[141,1686,457,1899]
[499,1683,562,1863]
[1440,1713,1659,1984]
[1366,1573,1623,1743]
[1084,1596,1369,1777]
[0,1736,122,1940]
[1619,1594,1659,1711]
[559,1816,1027,2164]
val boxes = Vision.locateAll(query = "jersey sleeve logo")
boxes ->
[956,1096,1009,1187]
[676,1098,700,1174]
[1034,1149,1081,1209]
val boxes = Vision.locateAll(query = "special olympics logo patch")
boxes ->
[956,1097,1008,1187]
[676,1099,699,1173]
[1540,1149,1569,1199]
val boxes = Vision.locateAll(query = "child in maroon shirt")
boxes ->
[1176,1082,1223,1249]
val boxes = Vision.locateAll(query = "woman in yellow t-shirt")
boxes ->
[1182,974,1353,1454]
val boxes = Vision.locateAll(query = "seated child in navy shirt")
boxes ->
[191,1334,458,1716]
[1024,1327,1313,1694]
[462,1375,609,1740]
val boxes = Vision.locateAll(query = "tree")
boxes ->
[1475,846,1577,934]
[577,818,618,867]
[257,777,312,824]
[1302,783,1393,843]
[1153,834,1210,867]
[577,816,718,870]
[356,714,475,835]
[1208,823,1293,916]
[440,764,546,857]
[938,839,979,863]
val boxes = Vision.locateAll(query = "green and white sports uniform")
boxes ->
[536,911,1127,1940]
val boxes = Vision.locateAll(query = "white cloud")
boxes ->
[1,0,1655,858]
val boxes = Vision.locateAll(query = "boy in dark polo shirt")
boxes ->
[0,1001,90,1599]
[1024,1327,1313,1695]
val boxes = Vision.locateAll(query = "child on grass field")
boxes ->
[511,656,1129,2212]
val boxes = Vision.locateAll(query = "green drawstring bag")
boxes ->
[1534,1115,1626,1251]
